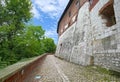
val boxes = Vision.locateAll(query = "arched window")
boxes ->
[99,1,116,27]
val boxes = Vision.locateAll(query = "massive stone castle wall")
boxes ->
[56,0,120,72]
[90,0,120,72]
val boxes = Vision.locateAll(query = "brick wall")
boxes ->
[1,55,46,82]
[58,0,88,36]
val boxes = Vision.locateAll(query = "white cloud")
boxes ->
[31,0,69,43]
[31,5,41,19]
[32,0,69,19]
[45,26,58,43]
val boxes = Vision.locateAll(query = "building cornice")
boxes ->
[57,0,73,33]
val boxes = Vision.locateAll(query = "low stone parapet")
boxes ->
[0,53,47,82]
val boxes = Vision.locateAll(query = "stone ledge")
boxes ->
[0,53,47,82]
[94,49,120,54]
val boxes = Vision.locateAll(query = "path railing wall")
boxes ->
[0,53,47,82]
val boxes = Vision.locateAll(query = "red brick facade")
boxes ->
[57,0,99,36]
[58,0,80,36]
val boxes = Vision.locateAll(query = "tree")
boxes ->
[0,0,32,25]
[13,25,46,59]
[43,38,56,53]
[0,0,32,65]
[0,0,57,68]
[0,0,32,41]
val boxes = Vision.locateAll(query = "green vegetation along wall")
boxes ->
[0,0,56,69]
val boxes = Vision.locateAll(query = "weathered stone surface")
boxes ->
[56,0,120,72]
[24,55,120,82]
[91,0,120,72]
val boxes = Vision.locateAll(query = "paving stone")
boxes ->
[24,55,120,82]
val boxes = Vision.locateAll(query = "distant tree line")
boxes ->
[0,0,56,68]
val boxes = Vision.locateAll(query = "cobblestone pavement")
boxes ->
[24,55,120,82]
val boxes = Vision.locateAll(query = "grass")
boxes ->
[18,57,33,62]
[0,57,35,70]
[0,61,8,69]
[85,66,120,81]
[109,70,120,78]
[87,66,120,78]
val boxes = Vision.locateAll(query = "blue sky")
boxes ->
[30,0,69,43]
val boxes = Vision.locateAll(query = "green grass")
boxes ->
[85,66,120,81]
[109,70,120,78]
[18,57,33,62]
[87,66,120,78]
[0,61,8,69]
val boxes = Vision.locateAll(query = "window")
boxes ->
[76,0,80,8]
[64,24,68,29]
[72,15,76,22]
[61,29,63,33]
[69,11,71,17]
[89,0,93,5]
[100,1,116,27]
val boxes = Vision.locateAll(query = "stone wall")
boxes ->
[70,2,91,65]
[56,22,76,61]
[56,0,120,72]
[56,2,91,66]
[90,0,120,72]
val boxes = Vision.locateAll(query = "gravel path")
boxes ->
[24,55,120,82]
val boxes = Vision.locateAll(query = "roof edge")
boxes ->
[57,0,73,33]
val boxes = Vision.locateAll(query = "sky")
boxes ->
[31,0,69,44]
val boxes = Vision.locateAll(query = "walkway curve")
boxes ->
[24,55,120,82]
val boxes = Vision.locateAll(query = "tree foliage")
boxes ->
[0,0,56,68]
[43,38,56,53]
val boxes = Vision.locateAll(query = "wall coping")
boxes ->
[0,53,47,82]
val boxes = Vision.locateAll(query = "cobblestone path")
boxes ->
[24,55,120,82]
